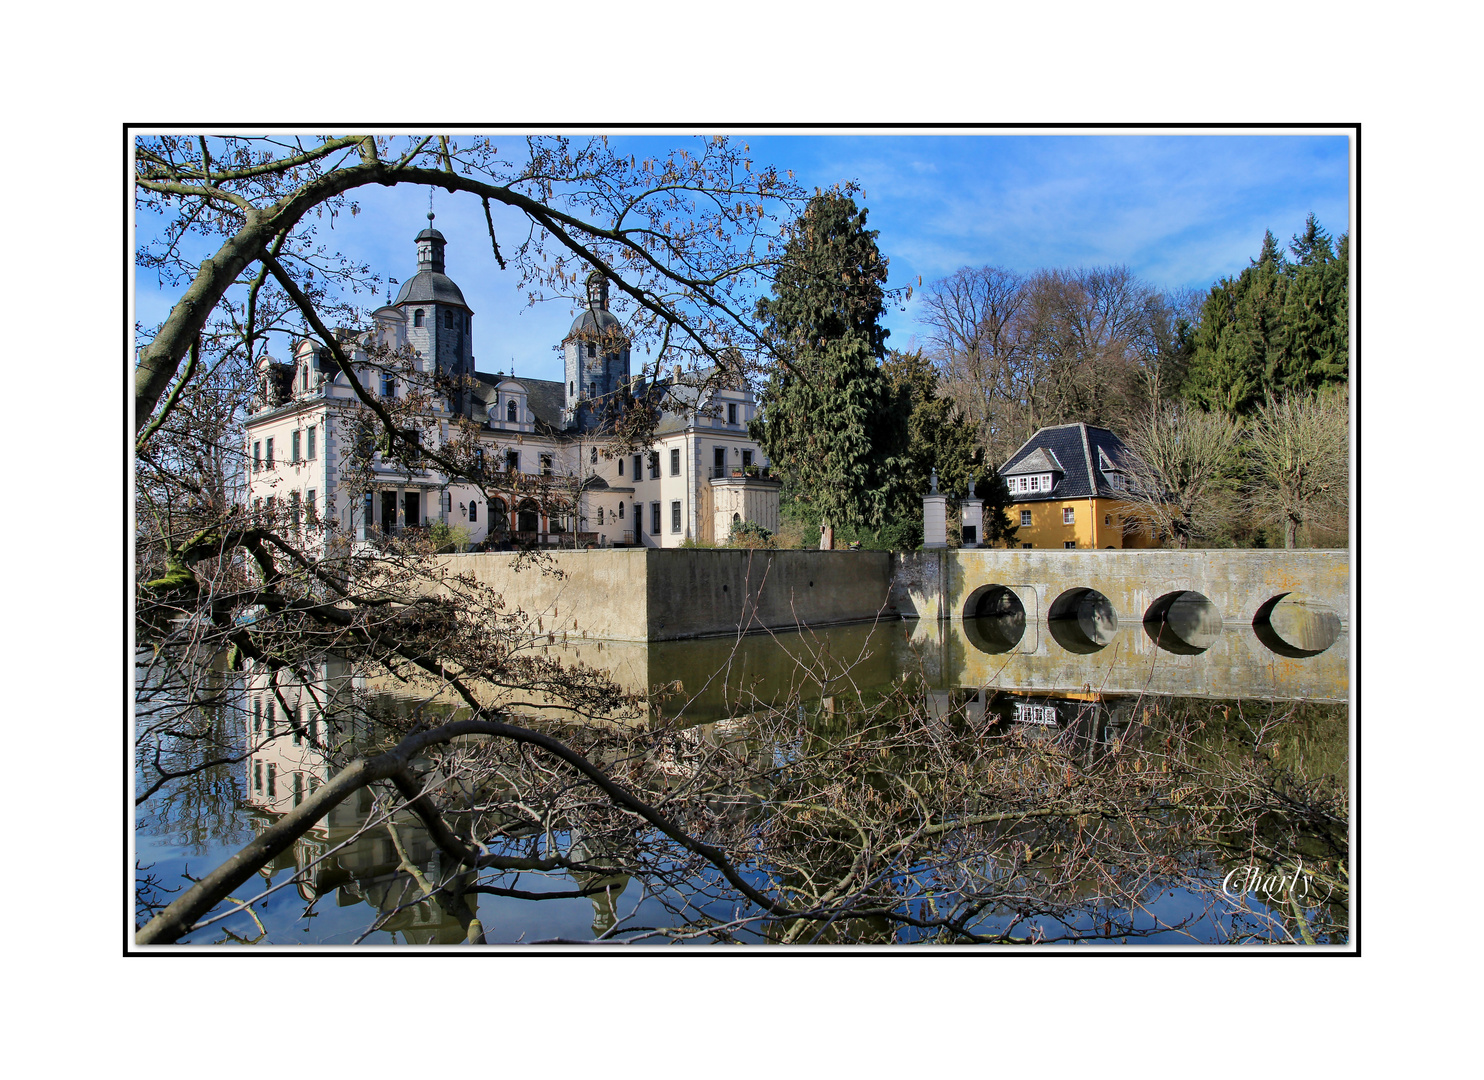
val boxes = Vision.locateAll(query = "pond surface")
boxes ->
[135,615,1349,947]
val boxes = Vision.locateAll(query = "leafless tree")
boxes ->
[1246,388,1349,548]
[1119,402,1244,549]
[923,265,1177,467]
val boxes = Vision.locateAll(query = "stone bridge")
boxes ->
[889,548,1349,655]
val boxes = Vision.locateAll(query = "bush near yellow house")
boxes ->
[999,423,1161,549]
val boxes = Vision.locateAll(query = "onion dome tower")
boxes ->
[392,211,474,384]
[563,271,629,432]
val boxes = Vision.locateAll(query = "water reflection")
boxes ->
[138,611,1349,946]
[1047,588,1119,653]
[1144,590,1224,655]
[1253,595,1343,657]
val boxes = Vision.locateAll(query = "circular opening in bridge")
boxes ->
[1047,587,1118,654]
[962,585,1026,654]
[1143,590,1223,655]
[1253,593,1341,657]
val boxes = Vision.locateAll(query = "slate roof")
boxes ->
[1004,446,1064,475]
[566,307,624,338]
[393,271,471,310]
[472,372,567,431]
[999,423,1138,502]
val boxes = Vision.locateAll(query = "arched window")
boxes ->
[413,309,424,327]
[618,502,624,519]
[506,399,517,423]
[590,447,598,465]
[469,502,478,523]
[443,310,454,329]
[597,507,604,525]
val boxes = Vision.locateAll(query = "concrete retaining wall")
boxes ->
[438,548,894,641]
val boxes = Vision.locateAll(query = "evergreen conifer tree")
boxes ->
[751,192,906,547]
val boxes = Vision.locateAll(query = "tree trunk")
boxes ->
[1286,516,1299,549]
[819,524,833,550]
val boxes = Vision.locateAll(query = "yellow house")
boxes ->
[998,423,1160,549]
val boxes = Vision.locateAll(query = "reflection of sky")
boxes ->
[134,132,1350,387]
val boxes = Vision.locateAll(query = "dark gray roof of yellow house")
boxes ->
[999,423,1137,502]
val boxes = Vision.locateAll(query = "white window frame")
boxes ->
[670,500,682,533]
[1019,510,1032,527]
[1063,507,1075,525]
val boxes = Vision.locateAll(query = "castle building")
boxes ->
[244,217,778,548]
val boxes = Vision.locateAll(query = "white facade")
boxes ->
[244,221,778,549]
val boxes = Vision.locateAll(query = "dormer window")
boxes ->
[1105,471,1129,492]
[506,399,517,423]
[1010,473,1054,495]
[413,309,424,328]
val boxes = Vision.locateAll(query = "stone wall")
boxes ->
[438,547,1348,643]
[438,548,895,641]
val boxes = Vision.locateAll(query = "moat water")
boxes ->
[135,615,1349,947]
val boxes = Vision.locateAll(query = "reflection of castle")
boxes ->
[241,661,482,942]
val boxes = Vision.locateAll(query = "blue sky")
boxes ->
[134,132,1351,384]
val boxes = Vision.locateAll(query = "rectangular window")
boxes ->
[727,402,737,425]
[742,449,753,469]
[307,425,317,459]
[292,705,302,746]
[651,502,661,535]
[289,490,301,529]
[540,454,553,476]
[291,430,301,463]
[266,763,276,798]
[1021,543,1033,549]
[1064,541,1076,549]
[267,698,276,733]
[714,446,726,478]
[1104,514,1111,525]
[671,500,682,533]
[597,506,605,526]
[382,375,395,398]
[506,450,520,473]
[293,771,304,807]
[307,489,316,521]
[474,447,484,473]
[1042,473,1053,492]
[634,455,643,481]
[1020,510,1032,527]
[253,697,262,737]
[670,448,681,476]
[253,441,262,471]
[254,761,262,793]
[1063,508,1075,525]
[648,453,659,479]
[266,437,274,467]
[1029,475,1039,492]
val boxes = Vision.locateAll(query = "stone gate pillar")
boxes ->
[961,497,983,548]
[923,467,947,549]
